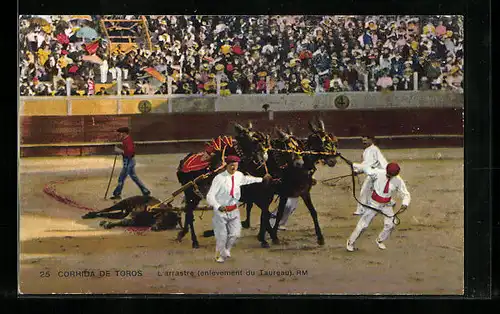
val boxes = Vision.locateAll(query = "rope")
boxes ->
[269,148,339,156]
[321,174,354,186]
[336,153,407,225]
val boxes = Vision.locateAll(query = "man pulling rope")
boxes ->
[345,161,411,252]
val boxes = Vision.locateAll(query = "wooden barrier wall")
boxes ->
[20,108,463,157]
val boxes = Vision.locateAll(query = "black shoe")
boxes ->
[110,195,122,200]
[143,191,151,196]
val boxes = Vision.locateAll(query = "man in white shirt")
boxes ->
[207,155,272,263]
[346,162,411,252]
[352,135,388,215]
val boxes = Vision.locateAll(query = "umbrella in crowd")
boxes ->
[76,27,99,40]
[144,67,166,83]
[67,15,93,22]
[28,17,50,26]
[82,54,103,65]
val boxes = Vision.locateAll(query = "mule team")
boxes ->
[82,120,411,262]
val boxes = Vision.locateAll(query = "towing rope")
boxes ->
[335,153,406,225]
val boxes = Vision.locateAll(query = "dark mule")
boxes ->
[203,124,303,248]
[175,125,270,248]
[241,120,339,246]
[81,195,182,230]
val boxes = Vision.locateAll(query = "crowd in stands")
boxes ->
[19,15,464,96]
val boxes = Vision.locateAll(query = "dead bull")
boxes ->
[81,195,182,231]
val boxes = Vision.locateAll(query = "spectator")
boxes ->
[95,87,109,95]
[19,15,464,95]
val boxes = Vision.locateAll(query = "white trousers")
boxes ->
[109,67,117,80]
[356,176,373,215]
[270,197,299,227]
[100,63,109,83]
[348,199,396,244]
[109,68,129,81]
[121,68,129,80]
[212,208,241,258]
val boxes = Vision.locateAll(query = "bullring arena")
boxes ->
[18,14,464,294]
[20,147,463,294]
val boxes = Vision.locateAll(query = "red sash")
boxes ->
[225,205,238,212]
[371,191,391,203]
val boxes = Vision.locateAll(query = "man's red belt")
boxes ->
[371,191,391,203]
[225,205,238,211]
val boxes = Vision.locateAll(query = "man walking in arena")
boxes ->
[110,127,151,200]
[352,135,388,215]
[346,162,411,251]
[207,155,272,263]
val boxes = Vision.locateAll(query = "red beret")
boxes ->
[226,155,241,163]
[386,162,400,176]
[116,127,130,133]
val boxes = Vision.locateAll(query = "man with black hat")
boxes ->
[206,155,272,263]
[346,162,411,252]
[110,127,151,200]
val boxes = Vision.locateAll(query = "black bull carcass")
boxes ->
[81,195,182,230]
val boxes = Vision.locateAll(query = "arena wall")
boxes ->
[19,95,464,157]
[20,91,463,116]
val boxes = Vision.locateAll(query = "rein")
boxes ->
[321,174,356,186]
[268,148,339,156]
[336,153,406,225]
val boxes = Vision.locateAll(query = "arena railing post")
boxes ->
[66,77,71,96]
[167,76,172,96]
[216,74,221,96]
[117,69,122,96]
[413,72,419,91]
[66,78,72,115]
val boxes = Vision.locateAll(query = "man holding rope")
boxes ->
[207,155,272,263]
[346,162,411,252]
[110,127,151,200]
[352,135,388,215]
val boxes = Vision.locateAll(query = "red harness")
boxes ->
[180,153,210,173]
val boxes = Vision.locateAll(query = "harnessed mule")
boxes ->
[175,124,270,248]
[241,120,339,246]
[203,124,305,248]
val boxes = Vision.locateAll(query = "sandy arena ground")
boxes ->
[18,148,464,295]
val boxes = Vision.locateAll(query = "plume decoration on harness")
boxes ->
[335,153,407,225]
[180,136,234,173]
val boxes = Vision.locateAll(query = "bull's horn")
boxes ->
[287,125,294,136]
[247,121,253,130]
